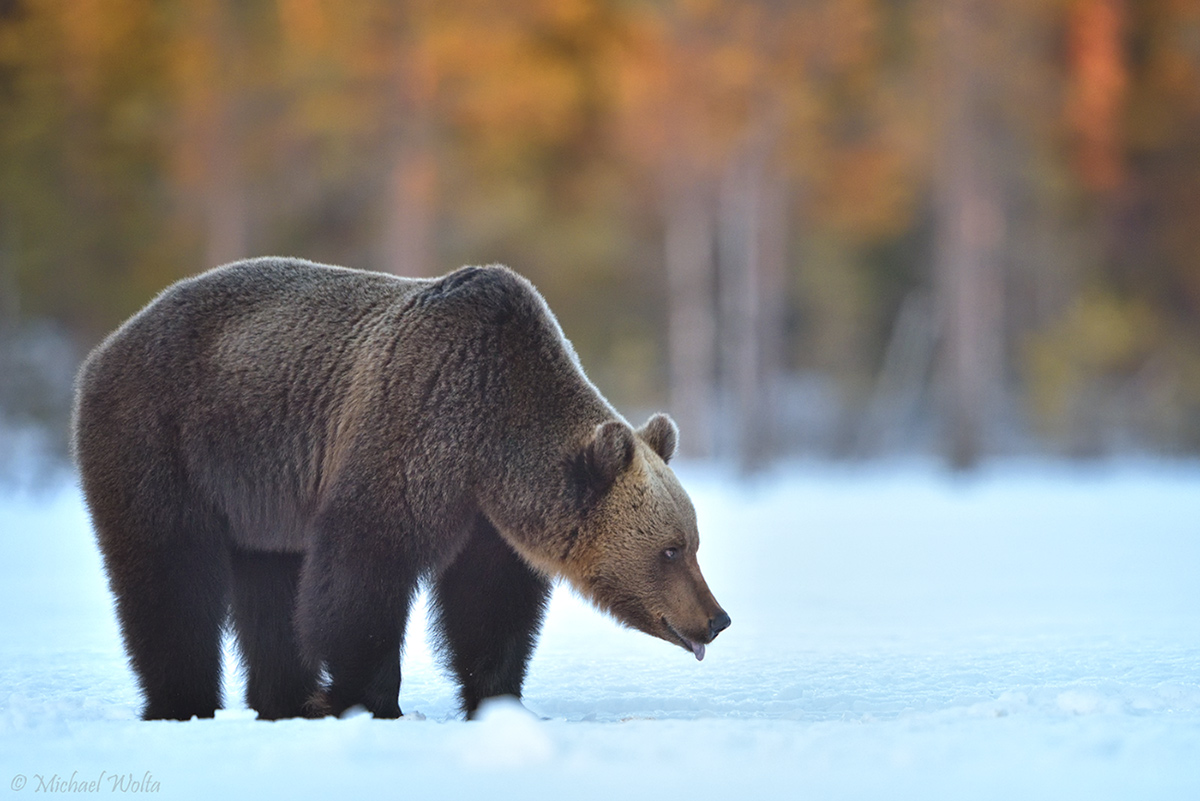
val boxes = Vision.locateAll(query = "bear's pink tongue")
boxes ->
[690,641,706,661]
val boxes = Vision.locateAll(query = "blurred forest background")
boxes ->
[2,0,1199,482]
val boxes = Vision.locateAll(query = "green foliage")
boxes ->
[1026,288,1200,453]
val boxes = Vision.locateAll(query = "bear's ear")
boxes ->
[583,420,636,491]
[638,413,678,463]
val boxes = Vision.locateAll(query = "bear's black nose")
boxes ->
[708,611,731,640]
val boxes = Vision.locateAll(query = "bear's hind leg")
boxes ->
[229,549,320,720]
[431,515,552,718]
[95,511,230,721]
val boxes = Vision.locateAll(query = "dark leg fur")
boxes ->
[229,550,320,720]
[78,385,236,722]
[431,515,551,718]
[315,640,405,719]
[295,515,415,719]
[95,507,230,721]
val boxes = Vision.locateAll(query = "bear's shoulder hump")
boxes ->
[419,265,545,326]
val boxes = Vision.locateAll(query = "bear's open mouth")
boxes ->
[663,618,705,661]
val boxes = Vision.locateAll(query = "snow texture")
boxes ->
[2,463,1198,799]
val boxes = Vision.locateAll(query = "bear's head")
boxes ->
[562,413,730,660]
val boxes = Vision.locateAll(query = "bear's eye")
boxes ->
[663,547,679,562]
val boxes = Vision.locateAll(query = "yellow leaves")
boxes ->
[814,142,915,239]
[613,1,796,174]
[1026,289,1161,435]
[277,0,328,52]
[1069,290,1157,369]
[814,0,880,76]
[57,0,146,100]
[448,25,584,148]
[1064,0,1128,191]
[1124,0,1200,151]
[677,0,718,18]
[1,0,159,110]
[538,0,594,29]
[1026,286,1200,448]
[1156,0,1200,94]
[5,0,1197,451]
[710,43,757,94]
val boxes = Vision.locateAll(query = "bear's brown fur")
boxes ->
[72,257,728,720]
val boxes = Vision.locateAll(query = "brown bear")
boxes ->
[72,257,729,721]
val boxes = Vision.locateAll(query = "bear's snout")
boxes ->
[708,610,731,641]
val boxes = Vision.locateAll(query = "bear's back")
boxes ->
[72,258,599,551]
[76,258,440,401]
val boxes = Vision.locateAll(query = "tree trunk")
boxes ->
[934,0,1004,470]
[380,137,436,277]
[663,165,717,459]
[195,0,248,268]
[201,100,248,269]
[379,42,437,278]
[717,124,785,471]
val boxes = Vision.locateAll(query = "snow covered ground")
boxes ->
[2,463,1198,799]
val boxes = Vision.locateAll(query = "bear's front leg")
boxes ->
[307,634,404,719]
[295,515,416,719]
[431,515,552,718]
